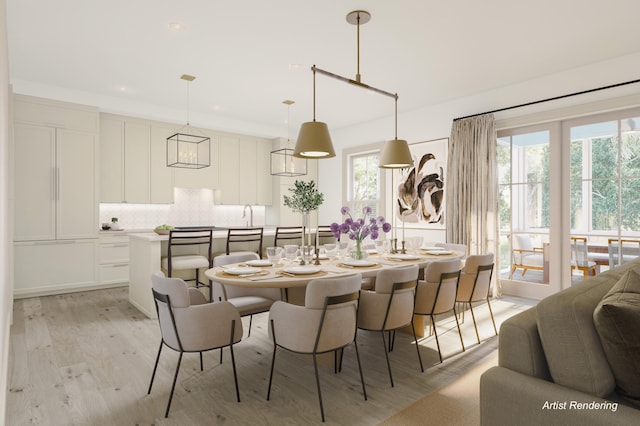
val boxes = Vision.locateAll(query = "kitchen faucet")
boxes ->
[242,204,253,227]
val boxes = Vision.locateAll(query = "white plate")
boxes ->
[343,259,378,267]
[389,254,420,260]
[224,267,261,275]
[246,259,273,266]
[283,266,321,275]
[424,250,453,255]
[422,246,442,251]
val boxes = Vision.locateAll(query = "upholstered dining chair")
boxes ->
[266,274,367,422]
[455,253,496,344]
[607,238,640,268]
[148,272,243,418]
[212,252,282,338]
[273,226,304,247]
[414,259,465,363]
[357,264,422,387]
[162,228,213,301]
[225,227,264,258]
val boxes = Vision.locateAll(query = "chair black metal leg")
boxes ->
[312,353,325,422]
[164,351,183,418]
[199,351,203,371]
[229,319,240,402]
[453,306,466,352]
[431,316,443,363]
[247,314,253,338]
[147,340,163,394]
[353,340,367,401]
[220,347,223,364]
[411,319,424,372]
[380,331,394,387]
[337,348,344,372]
[266,320,277,401]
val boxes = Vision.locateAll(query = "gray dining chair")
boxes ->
[266,273,367,422]
[148,272,243,417]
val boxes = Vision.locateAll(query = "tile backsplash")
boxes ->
[100,187,265,230]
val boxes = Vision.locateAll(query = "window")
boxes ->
[347,151,382,217]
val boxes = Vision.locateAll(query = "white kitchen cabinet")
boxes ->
[13,123,98,241]
[256,140,273,205]
[98,233,129,285]
[13,240,97,298]
[99,117,124,203]
[150,124,175,203]
[124,121,150,203]
[238,137,257,205]
[99,114,150,203]
[218,134,240,204]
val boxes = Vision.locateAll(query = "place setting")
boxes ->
[276,265,328,278]
[216,266,271,279]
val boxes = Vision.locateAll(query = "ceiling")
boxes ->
[7,0,640,139]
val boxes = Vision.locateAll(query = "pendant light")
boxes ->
[166,74,211,169]
[379,95,412,168]
[293,67,335,158]
[271,100,308,176]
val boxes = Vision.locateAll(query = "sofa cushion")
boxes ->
[535,260,640,397]
[593,269,640,406]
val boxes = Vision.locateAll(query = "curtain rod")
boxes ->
[453,78,640,122]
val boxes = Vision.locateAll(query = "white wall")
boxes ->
[318,52,640,242]
[1,0,11,421]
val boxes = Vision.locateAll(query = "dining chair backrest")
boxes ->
[213,252,280,301]
[274,226,303,247]
[459,254,494,303]
[316,225,337,245]
[358,265,418,331]
[166,228,213,268]
[226,227,264,257]
[417,259,462,316]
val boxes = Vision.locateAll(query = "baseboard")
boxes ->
[13,281,128,299]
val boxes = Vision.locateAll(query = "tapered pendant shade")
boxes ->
[293,121,336,158]
[379,138,412,168]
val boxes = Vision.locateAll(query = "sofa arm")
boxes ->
[480,366,638,426]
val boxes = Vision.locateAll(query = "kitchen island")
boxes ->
[128,227,281,318]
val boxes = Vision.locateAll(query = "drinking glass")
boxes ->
[338,241,350,259]
[284,245,298,262]
[324,243,337,261]
[300,245,314,264]
[266,246,283,264]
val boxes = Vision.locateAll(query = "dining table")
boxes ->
[204,247,465,337]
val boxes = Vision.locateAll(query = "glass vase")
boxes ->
[351,239,368,260]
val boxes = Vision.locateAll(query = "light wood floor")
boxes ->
[7,287,534,425]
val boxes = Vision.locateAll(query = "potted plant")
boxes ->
[110,217,120,231]
[283,180,324,249]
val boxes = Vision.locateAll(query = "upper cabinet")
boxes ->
[13,95,99,241]
[100,114,172,204]
[95,108,277,207]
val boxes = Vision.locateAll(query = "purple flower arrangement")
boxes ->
[330,206,392,242]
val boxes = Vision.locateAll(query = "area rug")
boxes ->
[379,349,498,425]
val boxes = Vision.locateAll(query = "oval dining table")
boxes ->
[204,249,464,337]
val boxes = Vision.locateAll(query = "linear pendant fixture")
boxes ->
[294,10,411,166]
[167,74,211,169]
[271,100,308,176]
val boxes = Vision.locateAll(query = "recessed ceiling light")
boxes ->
[289,64,301,70]
[211,105,221,111]
[168,22,186,32]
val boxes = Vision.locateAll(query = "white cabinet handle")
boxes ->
[110,263,128,268]
[28,240,75,246]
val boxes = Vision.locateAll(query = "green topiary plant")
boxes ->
[283,180,324,214]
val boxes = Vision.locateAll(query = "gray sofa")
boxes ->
[480,258,640,425]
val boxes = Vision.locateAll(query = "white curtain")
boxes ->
[446,114,500,295]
